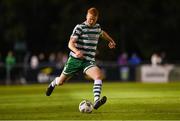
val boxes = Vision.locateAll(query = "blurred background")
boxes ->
[0,0,180,84]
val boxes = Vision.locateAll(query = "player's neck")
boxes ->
[85,21,96,27]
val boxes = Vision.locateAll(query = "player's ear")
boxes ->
[86,13,88,19]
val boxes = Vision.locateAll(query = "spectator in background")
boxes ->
[56,52,68,69]
[38,52,46,63]
[28,55,39,83]
[128,53,141,81]
[117,52,129,81]
[117,52,128,65]
[5,51,16,84]
[49,52,56,64]
[30,55,39,69]
[128,53,141,65]
[48,52,56,67]
[56,51,64,69]
[5,51,16,71]
[62,52,68,65]
[151,53,162,66]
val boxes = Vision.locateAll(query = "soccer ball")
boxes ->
[79,100,93,113]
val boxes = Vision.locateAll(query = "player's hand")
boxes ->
[75,50,84,59]
[108,41,116,49]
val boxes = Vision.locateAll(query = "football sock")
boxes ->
[51,77,59,87]
[93,80,102,102]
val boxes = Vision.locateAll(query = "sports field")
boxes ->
[0,82,180,120]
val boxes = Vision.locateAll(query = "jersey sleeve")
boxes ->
[71,24,82,39]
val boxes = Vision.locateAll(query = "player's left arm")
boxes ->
[100,30,116,49]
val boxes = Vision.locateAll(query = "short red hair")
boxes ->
[87,7,99,17]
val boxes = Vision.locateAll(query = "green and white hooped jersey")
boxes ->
[70,21,102,62]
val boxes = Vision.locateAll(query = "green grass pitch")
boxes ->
[0,82,180,120]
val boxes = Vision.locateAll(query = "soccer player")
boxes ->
[46,7,116,110]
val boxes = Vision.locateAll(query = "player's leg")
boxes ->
[84,66,107,109]
[46,56,82,96]
[85,66,103,102]
[46,73,70,96]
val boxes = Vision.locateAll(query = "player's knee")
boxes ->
[94,73,104,80]
[58,81,64,85]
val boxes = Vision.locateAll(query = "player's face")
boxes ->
[86,13,98,26]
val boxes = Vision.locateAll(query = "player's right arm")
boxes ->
[68,37,84,58]
[68,24,84,58]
